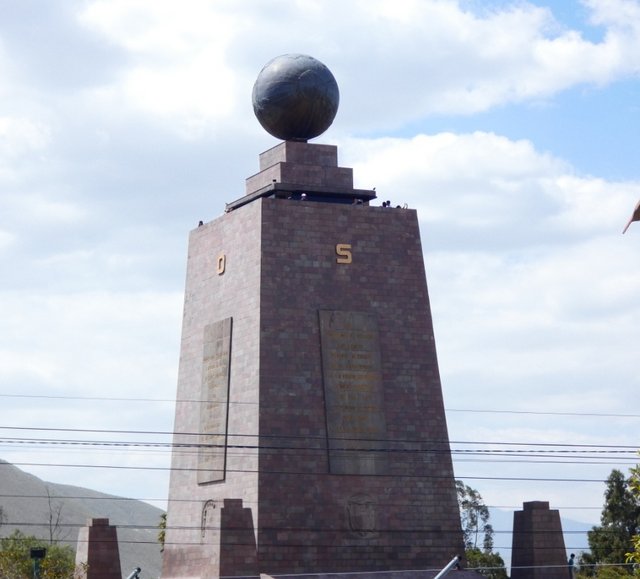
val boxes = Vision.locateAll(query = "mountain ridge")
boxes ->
[0,459,163,578]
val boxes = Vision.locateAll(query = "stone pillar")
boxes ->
[75,518,122,579]
[511,501,568,579]
[219,499,258,577]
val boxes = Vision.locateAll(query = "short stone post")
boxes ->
[75,518,122,579]
[511,501,568,579]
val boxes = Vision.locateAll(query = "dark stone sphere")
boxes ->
[252,54,339,141]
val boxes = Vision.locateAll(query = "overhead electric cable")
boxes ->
[2,393,640,420]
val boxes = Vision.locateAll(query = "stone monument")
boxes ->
[75,518,122,579]
[511,502,569,579]
[161,54,464,579]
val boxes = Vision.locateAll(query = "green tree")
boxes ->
[457,480,494,550]
[456,480,508,579]
[625,462,640,567]
[158,512,167,552]
[0,530,84,579]
[579,469,640,576]
[579,566,634,579]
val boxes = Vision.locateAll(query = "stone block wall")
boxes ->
[162,201,262,579]
[246,141,353,194]
[255,199,461,573]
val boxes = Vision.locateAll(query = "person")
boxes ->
[568,553,575,579]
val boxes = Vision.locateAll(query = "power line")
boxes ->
[447,408,640,419]
[2,393,640,420]
[0,429,636,482]
[0,460,623,483]
[1,435,638,455]
[0,425,638,450]
[1,443,637,471]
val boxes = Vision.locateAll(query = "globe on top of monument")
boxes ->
[252,54,340,142]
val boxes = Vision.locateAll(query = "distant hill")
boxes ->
[0,459,163,578]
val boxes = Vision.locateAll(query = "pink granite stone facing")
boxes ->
[258,141,338,170]
[246,141,354,194]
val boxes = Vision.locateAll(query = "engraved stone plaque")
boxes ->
[319,310,387,475]
[198,318,232,484]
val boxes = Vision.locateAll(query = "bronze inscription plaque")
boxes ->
[197,318,232,484]
[319,310,387,475]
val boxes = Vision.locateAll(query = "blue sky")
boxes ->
[424,82,639,179]
[1,0,640,567]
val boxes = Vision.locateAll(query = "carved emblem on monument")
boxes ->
[346,493,377,539]
[201,500,217,541]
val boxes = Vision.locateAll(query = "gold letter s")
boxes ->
[336,243,352,264]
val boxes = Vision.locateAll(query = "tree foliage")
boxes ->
[456,480,508,579]
[0,530,84,579]
[465,548,509,579]
[625,462,640,567]
[579,469,640,576]
[158,512,167,552]
[457,480,494,551]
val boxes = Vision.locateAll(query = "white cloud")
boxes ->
[342,132,568,230]
[0,349,59,385]
[343,132,640,238]
[430,237,640,398]
[66,0,640,134]
[0,290,182,397]
[78,0,240,129]
[2,192,87,232]
[548,175,640,233]
[0,230,15,251]
[586,0,640,32]
[0,117,49,155]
